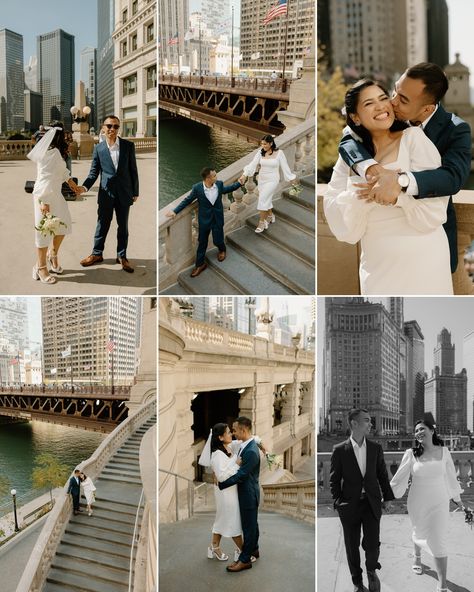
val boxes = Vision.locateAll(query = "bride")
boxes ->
[80,472,97,516]
[323,79,453,295]
[198,423,264,562]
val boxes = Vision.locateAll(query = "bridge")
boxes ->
[159,74,291,139]
[0,385,131,432]
[318,185,474,295]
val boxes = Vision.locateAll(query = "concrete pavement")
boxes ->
[0,155,156,295]
[318,514,473,592]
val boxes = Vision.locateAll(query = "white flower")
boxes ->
[35,213,67,237]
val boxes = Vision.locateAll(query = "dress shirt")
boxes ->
[203,182,219,205]
[238,436,254,457]
[107,137,120,171]
[350,436,367,478]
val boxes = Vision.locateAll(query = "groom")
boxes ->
[166,167,245,277]
[78,115,139,273]
[330,409,394,592]
[218,416,260,572]
[339,62,472,274]
[67,468,82,515]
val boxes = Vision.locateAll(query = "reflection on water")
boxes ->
[0,421,105,505]
[159,116,256,208]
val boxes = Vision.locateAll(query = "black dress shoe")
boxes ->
[353,584,364,592]
[367,571,380,592]
[116,257,134,273]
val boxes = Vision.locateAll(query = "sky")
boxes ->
[1,0,98,83]
[447,0,474,77]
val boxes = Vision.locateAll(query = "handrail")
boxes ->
[128,488,145,592]
[158,469,194,521]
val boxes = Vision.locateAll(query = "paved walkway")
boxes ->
[160,511,315,592]
[0,488,60,539]
[318,515,473,592]
[0,155,156,294]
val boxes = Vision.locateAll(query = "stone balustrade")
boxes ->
[262,479,315,523]
[15,399,156,592]
[127,136,157,152]
[160,74,291,96]
[159,117,315,291]
[317,450,474,504]
[318,185,474,295]
[0,384,131,397]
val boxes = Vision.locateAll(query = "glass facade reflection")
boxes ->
[97,0,115,124]
[0,29,24,133]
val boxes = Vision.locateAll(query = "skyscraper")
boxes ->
[0,298,29,352]
[425,328,467,434]
[159,0,189,71]
[324,298,400,435]
[240,0,314,74]
[403,320,425,432]
[80,46,97,130]
[37,29,75,127]
[41,297,142,385]
[0,29,24,133]
[427,0,449,68]
[201,0,231,34]
[97,0,115,125]
[463,331,474,432]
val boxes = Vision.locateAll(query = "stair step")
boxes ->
[100,473,142,485]
[85,506,139,526]
[61,532,131,558]
[56,542,130,571]
[102,467,141,478]
[160,282,185,294]
[177,264,243,295]
[47,564,128,592]
[206,246,295,295]
[65,523,132,547]
[272,198,315,234]
[43,583,84,592]
[246,215,314,264]
[107,457,138,467]
[283,176,315,211]
[69,515,135,535]
[91,499,138,515]
[105,461,140,472]
[227,226,314,294]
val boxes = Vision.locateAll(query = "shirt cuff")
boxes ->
[405,172,419,196]
[355,159,378,179]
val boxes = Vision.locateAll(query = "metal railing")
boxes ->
[128,488,145,592]
[158,469,195,522]
[160,73,291,94]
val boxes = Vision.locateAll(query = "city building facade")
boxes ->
[37,29,75,127]
[113,0,157,136]
[463,330,474,432]
[403,320,425,432]
[427,0,449,68]
[97,0,116,125]
[80,46,97,130]
[0,29,24,133]
[24,89,42,132]
[158,0,189,72]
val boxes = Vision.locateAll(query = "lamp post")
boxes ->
[11,489,19,532]
[70,81,94,158]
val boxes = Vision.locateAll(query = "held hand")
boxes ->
[238,175,247,185]
[40,202,50,215]
[382,501,393,513]
[365,163,386,179]
[357,169,400,205]
[75,186,86,196]
[236,458,242,466]
[166,210,176,219]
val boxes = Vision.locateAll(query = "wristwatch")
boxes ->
[397,172,409,192]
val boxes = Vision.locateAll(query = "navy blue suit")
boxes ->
[174,180,242,266]
[67,475,81,511]
[339,104,472,273]
[218,438,260,564]
[82,139,139,258]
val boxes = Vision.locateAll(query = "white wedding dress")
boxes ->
[390,447,462,556]
[324,127,453,295]
[32,148,72,248]
[81,476,96,505]
[243,149,296,210]
[210,440,242,537]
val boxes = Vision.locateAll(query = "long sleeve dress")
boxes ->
[81,477,96,505]
[210,443,242,537]
[32,148,72,248]
[323,127,453,295]
[243,149,296,211]
[390,447,463,557]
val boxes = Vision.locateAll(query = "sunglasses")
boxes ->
[105,124,120,129]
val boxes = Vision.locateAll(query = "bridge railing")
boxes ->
[15,398,156,592]
[0,384,131,396]
[159,117,315,290]
[160,73,290,94]
[318,185,474,295]
[262,479,315,523]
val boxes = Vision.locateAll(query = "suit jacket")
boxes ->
[82,138,139,206]
[338,105,472,273]
[173,180,242,230]
[330,438,394,520]
[218,438,260,509]
[67,476,81,496]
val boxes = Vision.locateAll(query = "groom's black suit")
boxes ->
[67,475,81,512]
[339,104,472,273]
[330,438,394,586]
[218,438,260,564]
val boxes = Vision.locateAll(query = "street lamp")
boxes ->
[11,489,19,532]
[70,105,91,124]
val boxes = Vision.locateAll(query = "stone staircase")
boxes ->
[42,415,156,592]
[161,174,315,295]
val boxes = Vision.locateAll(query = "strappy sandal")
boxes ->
[412,554,422,575]
[47,250,63,274]
[33,265,57,284]
[207,545,228,561]
[255,220,268,234]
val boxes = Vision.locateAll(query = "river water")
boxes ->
[158,115,257,208]
[0,421,105,506]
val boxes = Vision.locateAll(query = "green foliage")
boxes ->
[0,474,10,498]
[31,453,70,505]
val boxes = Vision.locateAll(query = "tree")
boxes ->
[31,454,70,507]
[0,474,10,499]
[317,47,348,182]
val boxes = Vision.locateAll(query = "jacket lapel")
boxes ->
[423,104,451,145]
[100,139,117,173]
[345,438,363,478]
[117,138,127,172]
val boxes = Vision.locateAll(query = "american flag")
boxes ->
[168,33,179,46]
[263,0,288,26]
[106,340,115,352]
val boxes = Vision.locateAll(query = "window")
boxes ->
[121,40,127,58]
[146,22,155,43]
[122,9,128,23]
[131,33,138,52]
[123,73,137,96]
[132,0,138,14]
[147,64,157,89]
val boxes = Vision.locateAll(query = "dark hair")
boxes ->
[412,418,444,457]
[200,166,215,180]
[344,79,407,157]
[236,416,252,430]
[405,62,449,104]
[347,408,368,426]
[47,122,68,160]
[81,473,87,481]
[74,469,80,474]
[260,134,278,156]
[103,114,120,123]
[210,423,231,457]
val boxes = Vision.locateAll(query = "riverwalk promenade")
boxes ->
[0,155,156,295]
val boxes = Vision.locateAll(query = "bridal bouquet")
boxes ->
[35,213,67,237]
[265,453,279,470]
[289,183,303,196]
[454,502,473,529]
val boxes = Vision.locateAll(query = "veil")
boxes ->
[27,126,63,164]
[198,429,213,467]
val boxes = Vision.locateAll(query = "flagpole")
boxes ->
[111,335,115,395]
[231,5,234,85]
[282,0,290,85]
[199,17,202,79]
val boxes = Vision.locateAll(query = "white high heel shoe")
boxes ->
[234,548,257,562]
[47,250,63,274]
[255,220,268,234]
[33,265,57,284]
[412,554,422,575]
[207,546,228,561]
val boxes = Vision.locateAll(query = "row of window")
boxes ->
[123,65,157,95]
